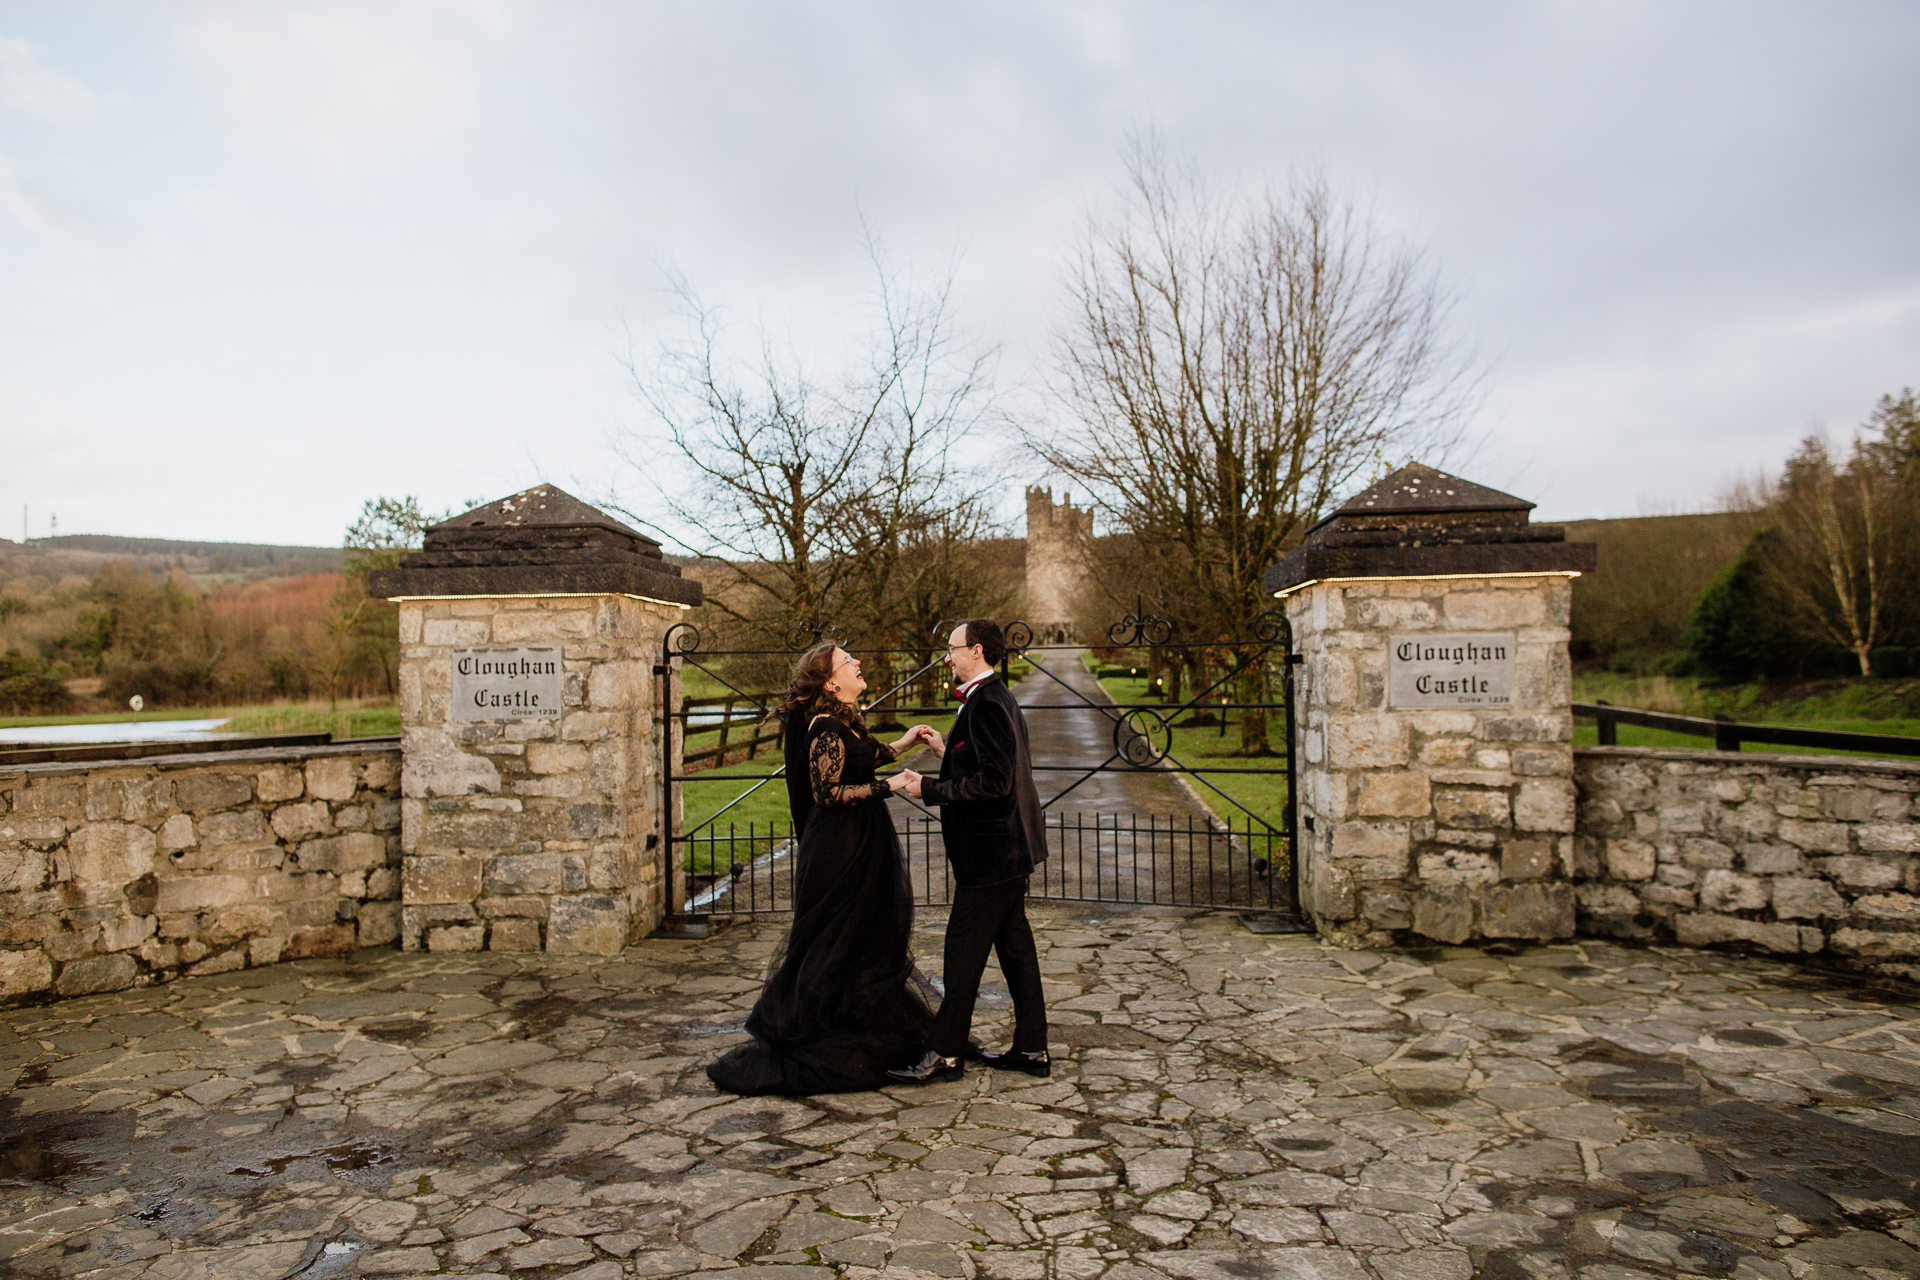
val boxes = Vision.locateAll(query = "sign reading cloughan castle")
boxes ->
[1387,633,1514,707]
[450,648,563,720]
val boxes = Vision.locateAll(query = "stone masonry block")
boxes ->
[546,893,627,955]
[0,848,47,894]
[54,953,137,997]
[86,775,172,824]
[1327,717,1410,769]
[1434,788,1509,830]
[1771,877,1847,920]
[173,774,253,813]
[255,767,304,803]
[306,758,358,803]
[157,813,196,851]
[1412,887,1474,944]
[488,919,543,951]
[0,948,54,997]
[1329,823,1411,879]
[1303,854,1357,922]
[423,619,490,646]
[1828,928,1920,958]
[1605,840,1655,882]
[1576,881,1642,919]
[1512,746,1570,777]
[296,833,387,874]
[493,610,592,642]
[1858,825,1920,854]
[1740,843,1801,875]
[527,743,590,775]
[1674,912,1803,954]
[1515,779,1576,833]
[1361,890,1411,931]
[1777,819,1850,854]
[1356,773,1431,818]
[1699,869,1769,913]
[271,801,331,842]
[1479,883,1575,939]
[401,728,502,799]
[1443,591,1545,630]
[403,856,485,905]
[69,823,157,885]
[198,810,270,848]
[1816,856,1906,890]
[1417,849,1499,887]
[428,924,486,952]
[1852,893,1920,928]
[357,901,401,947]
[1500,838,1553,882]
[12,782,83,817]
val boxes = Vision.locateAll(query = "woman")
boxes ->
[706,643,938,1095]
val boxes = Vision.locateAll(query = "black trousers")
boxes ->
[932,876,1048,1056]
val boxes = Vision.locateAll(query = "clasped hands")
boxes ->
[886,723,945,799]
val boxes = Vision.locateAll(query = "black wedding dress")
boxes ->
[706,713,935,1095]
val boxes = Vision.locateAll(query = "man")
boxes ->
[889,618,1051,1083]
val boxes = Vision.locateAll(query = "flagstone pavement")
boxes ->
[3,905,1919,1280]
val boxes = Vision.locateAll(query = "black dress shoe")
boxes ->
[980,1048,1051,1077]
[962,1041,987,1062]
[886,1050,963,1084]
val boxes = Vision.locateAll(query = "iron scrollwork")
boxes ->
[784,619,848,652]
[1107,597,1173,647]
[663,621,701,656]
[1113,707,1172,767]
[1004,620,1033,657]
[1252,610,1288,644]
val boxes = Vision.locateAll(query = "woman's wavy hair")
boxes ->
[772,642,873,741]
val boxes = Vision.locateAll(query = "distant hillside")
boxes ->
[0,535,343,580]
[1560,511,1757,665]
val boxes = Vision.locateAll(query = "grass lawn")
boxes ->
[1086,665,1290,831]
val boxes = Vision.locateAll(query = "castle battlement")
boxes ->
[1024,487,1092,635]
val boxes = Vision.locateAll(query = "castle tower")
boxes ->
[1025,487,1092,643]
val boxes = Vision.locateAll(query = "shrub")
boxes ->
[0,648,74,715]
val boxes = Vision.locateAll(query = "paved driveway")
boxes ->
[3,908,1917,1279]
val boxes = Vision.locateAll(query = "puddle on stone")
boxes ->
[674,1021,747,1038]
[0,1133,100,1185]
[360,1019,434,1045]
[1716,1028,1790,1048]
[1400,1090,1466,1108]
[230,1142,395,1178]
[509,995,583,1038]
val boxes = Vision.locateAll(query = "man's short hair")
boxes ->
[960,618,1007,666]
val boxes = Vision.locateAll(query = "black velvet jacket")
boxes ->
[920,674,1048,887]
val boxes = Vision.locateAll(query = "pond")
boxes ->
[0,719,233,744]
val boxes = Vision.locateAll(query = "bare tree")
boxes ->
[1762,433,1897,676]
[616,237,1006,657]
[1035,138,1482,753]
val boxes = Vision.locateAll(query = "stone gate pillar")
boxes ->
[370,485,701,954]
[1267,464,1596,947]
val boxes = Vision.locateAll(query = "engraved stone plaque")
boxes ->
[1387,633,1514,708]
[451,648,563,720]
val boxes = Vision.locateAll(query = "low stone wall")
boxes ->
[1573,746,1920,973]
[0,742,402,1003]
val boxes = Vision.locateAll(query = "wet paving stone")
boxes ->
[2,907,1919,1278]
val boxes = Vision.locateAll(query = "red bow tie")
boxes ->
[954,682,972,704]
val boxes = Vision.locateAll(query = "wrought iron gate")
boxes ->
[656,612,1304,925]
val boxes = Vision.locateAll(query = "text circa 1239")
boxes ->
[1387,633,1514,708]
[450,648,563,720]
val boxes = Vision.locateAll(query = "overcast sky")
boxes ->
[2,1,1916,550]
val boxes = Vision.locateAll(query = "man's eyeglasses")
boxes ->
[946,644,980,654]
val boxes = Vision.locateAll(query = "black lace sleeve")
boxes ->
[874,741,897,764]
[810,722,891,805]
